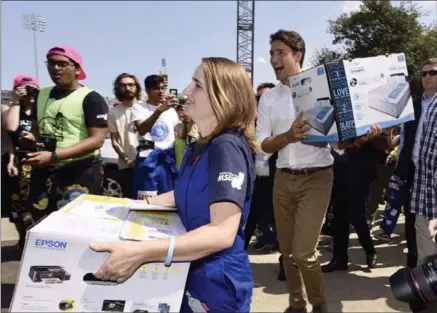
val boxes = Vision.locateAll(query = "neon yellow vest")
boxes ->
[175,137,186,168]
[37,86,99,164]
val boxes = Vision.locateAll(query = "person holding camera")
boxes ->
[131,74,180,200]
[19,45,108,223]
[2,75,40,248]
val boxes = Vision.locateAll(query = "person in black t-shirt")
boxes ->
[13,46,108,226]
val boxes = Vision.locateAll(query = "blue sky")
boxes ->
[2,1,436,98]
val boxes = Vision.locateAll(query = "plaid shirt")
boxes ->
[410,92,437,220]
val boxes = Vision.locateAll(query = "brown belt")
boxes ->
[281,165,332,176]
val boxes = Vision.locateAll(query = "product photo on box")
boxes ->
[290,53,415,142]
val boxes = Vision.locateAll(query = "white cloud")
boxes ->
[255,56,267,65]
[342,1,362,13]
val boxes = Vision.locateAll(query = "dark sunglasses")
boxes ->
[421,70,437,77]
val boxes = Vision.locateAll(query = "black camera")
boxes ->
[137,139,155,153]
[389,252,437,305]
[25,85,39,100]
[9,208,36,228]
[15,135,57,158]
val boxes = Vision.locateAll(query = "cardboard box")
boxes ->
[10,195,189,313]
[290,53,414,142]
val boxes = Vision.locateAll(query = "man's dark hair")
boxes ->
[270,29,306,67]
[113,73,142,101]
[144,75,165,91]
[256,82,275,92]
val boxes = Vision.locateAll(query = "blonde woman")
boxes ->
[91,57,257,312]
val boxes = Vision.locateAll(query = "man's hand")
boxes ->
[353,124,382,147]
[157,95,178,113]
[7,162,18,176]
[366,124,382,141]
[23,151,53,167]
[285,111,310,143]
[428,219,437,241]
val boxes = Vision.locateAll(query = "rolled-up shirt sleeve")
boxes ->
[256,93,272,146]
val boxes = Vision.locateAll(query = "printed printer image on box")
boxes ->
[289,53,415,142]
[28,266,71,284]
[290,67,337,141]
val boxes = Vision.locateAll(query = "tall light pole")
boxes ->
[22,14,47,81]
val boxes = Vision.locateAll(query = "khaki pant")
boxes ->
[273,167,333,308]
[414,214,437,313]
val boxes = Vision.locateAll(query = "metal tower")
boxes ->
[236,0,255,86]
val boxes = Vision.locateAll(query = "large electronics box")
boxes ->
[10,195,189,313]
[290,53,415,142]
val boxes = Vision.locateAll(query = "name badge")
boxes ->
[137,190,157,200]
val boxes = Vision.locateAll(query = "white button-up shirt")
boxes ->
[256,82,334,169]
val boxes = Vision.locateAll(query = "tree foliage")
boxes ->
[313,0,437,101]
[310,46,345,67]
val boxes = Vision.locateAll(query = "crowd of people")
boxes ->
[1,28,437,313]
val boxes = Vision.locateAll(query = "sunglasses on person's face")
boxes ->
[421,70,437,78]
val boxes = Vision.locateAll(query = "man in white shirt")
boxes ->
[131,74,180,200]
[107,73,141,198]
[256,29,333,313]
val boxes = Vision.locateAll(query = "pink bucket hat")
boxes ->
[13,75,40,89]
[46,45,87,80]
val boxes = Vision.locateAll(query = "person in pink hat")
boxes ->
[1,74,40,248]
[13,45,108,225]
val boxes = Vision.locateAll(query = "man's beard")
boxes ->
[121,92,135,101]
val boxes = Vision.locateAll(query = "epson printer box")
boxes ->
[290,53,415,142]
[10,195,189,313]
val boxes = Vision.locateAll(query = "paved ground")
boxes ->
[1,214,411,312]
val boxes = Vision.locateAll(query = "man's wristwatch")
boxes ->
[51,151,61,164]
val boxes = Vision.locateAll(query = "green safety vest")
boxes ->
[37,86,99,164]
[175,137,186,168]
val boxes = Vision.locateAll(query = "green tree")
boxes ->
[313,0,437,101]
[310,46,345,66]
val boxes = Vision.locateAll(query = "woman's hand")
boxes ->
[90,241,149,283]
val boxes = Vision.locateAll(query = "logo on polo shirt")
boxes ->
[217,172,245,190]
[97,113,108,120]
